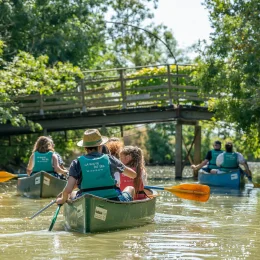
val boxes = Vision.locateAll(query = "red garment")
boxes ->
[120,168,146,200]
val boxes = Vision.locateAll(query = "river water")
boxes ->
[1,165,260,260]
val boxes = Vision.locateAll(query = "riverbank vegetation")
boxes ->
[1,0,259,170]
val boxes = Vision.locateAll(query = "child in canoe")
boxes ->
[119,146,148,200]
[106,137,124,159]
[106,137,124,187]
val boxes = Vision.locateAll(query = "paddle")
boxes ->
[144,183,210,202]
[240,166,260,188]
[25,192,62,220]
[48,205,62,231]
[25,200,56,220]
[0,171,27,182]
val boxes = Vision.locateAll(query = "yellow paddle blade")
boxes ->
[0,171,17,182]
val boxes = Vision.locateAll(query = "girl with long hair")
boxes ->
[27,136,68,178]
[119,146,147,200]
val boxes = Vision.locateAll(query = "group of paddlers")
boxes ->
[26,129,148,204]
[191,140,252,180]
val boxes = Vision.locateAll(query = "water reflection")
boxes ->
[0,166,260,259]
[210,184,255,197]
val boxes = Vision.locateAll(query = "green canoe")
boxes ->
[63,191,156,233]
[17,171,67,198]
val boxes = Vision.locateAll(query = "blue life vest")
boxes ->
[220,152,239,172]
[208,149,223,169]
[32,151,54,173]
[78,154,118,199]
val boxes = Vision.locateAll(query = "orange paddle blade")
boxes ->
[172,190,210,202]
[165,183,210,195]
[164,184,210,202]
[144,184,210,202]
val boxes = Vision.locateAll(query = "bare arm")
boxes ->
[56,176,76,205]
[237,153,252,177]
[53,154,68,175]
[240,161,251,177]
[191,159,209,171]
[122,166,137,179]
[26,154,34,176]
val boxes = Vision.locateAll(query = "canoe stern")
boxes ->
[198,169,244,188]
[17,171,66,198]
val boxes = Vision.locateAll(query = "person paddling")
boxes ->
[216,142,252,179]
[56,129,137,205]
[26,136,68,178]
[191,140,223,173]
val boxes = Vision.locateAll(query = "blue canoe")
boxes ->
[198,169,245,188]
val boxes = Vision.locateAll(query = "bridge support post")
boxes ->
[100,125,108,135]
[193,125,201,178]
[175,121,182,179]
[120,126,124,138]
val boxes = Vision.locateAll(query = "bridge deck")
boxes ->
[1,64,215,136]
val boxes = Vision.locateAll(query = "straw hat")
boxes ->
[77,129,108,147]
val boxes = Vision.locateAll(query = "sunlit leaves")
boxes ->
[195,0,260,156]
[0,41,83,128]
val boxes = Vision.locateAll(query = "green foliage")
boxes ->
[193,0,260,156]
[0,41,83,128]
[126,65,201,106]
[146,123,175,164]
[0,0,188,68]
[0,0,108,66]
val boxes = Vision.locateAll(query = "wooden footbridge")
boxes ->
[1,63,215,178]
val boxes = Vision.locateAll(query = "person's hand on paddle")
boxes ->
[56,176,76,205]
[191,164,198,171]
[56,193,67,205]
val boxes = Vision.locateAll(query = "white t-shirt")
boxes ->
[216,152,245,167]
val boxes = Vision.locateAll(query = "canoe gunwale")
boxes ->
[67,189,157,205]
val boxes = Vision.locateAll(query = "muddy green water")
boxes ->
[1,165,260,260]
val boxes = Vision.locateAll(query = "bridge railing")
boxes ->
[12,64,214,115]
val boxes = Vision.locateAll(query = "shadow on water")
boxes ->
[209,183,255,197]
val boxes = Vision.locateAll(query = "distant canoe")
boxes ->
[63,191,156,234]
[198,169,245,188]
[17,171,67,198]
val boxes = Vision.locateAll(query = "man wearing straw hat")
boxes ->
[56,129,137,204]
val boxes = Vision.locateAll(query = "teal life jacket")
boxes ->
[220,152,239,172]
[78,154,118,199]
[32,151,54,173]
[208,149,223,169]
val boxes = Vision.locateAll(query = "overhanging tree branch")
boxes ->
[105,21,177,64]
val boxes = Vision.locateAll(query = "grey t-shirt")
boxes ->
[69,152,126,186]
